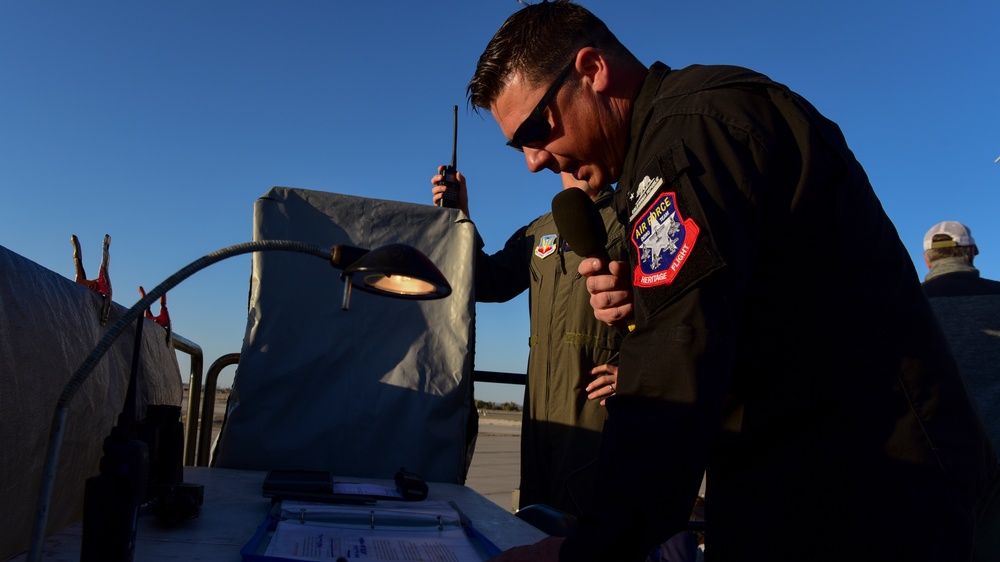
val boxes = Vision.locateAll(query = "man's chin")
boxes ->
[564,167,590,184]
[583,173,606,192]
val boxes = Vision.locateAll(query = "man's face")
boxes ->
[491,65,620,191]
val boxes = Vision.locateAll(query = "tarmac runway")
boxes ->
[464,410,522,512]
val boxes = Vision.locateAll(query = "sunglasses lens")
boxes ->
[507,118,551,152]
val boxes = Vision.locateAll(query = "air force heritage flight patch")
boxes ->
[535,234,558,259]
[632,192,699,287]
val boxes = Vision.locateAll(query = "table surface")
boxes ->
[14,466,547,561]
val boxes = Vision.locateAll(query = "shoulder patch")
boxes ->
[534,234,558,259]
[631,193,699,287]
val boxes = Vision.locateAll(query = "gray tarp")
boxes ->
[0,244,182,559]
[212,187,477,484]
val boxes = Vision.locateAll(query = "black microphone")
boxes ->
[551,187,610,267]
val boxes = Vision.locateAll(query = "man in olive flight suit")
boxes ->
[432,169,627,518]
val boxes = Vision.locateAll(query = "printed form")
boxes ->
[261,500,490,562]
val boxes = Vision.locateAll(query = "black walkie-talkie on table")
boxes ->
[437,105,460,209]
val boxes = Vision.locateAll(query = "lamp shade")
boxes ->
[342,243,451,299]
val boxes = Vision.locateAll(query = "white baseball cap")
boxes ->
[923,221,977,251]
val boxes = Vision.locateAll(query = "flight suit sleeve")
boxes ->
[473,224,533,303]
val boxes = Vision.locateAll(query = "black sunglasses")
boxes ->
[505,59,576,152]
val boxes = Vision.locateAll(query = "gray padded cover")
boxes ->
[212,187,476,484]
[0,245,182,559]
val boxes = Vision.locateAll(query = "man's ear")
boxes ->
[576,46,609,93]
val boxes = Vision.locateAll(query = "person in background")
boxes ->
[922,220,1000,446]
[466,1,999,560]
[431,169,627,520]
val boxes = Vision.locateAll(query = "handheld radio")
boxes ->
[436,105,460,208]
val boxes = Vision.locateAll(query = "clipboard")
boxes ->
[240,499,501,562]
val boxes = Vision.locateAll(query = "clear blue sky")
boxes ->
[2,1,998,405]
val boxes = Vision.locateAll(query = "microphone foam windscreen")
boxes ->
[551,188,608,258]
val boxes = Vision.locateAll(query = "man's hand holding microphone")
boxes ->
[551,188,633,328]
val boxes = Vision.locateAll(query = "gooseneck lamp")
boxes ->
[27,239,450,562]
[337,242,452,309]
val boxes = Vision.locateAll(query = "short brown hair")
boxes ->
[466,0,623,112]
[925,234,977,263]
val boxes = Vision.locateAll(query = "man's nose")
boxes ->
[524,147,559,174]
